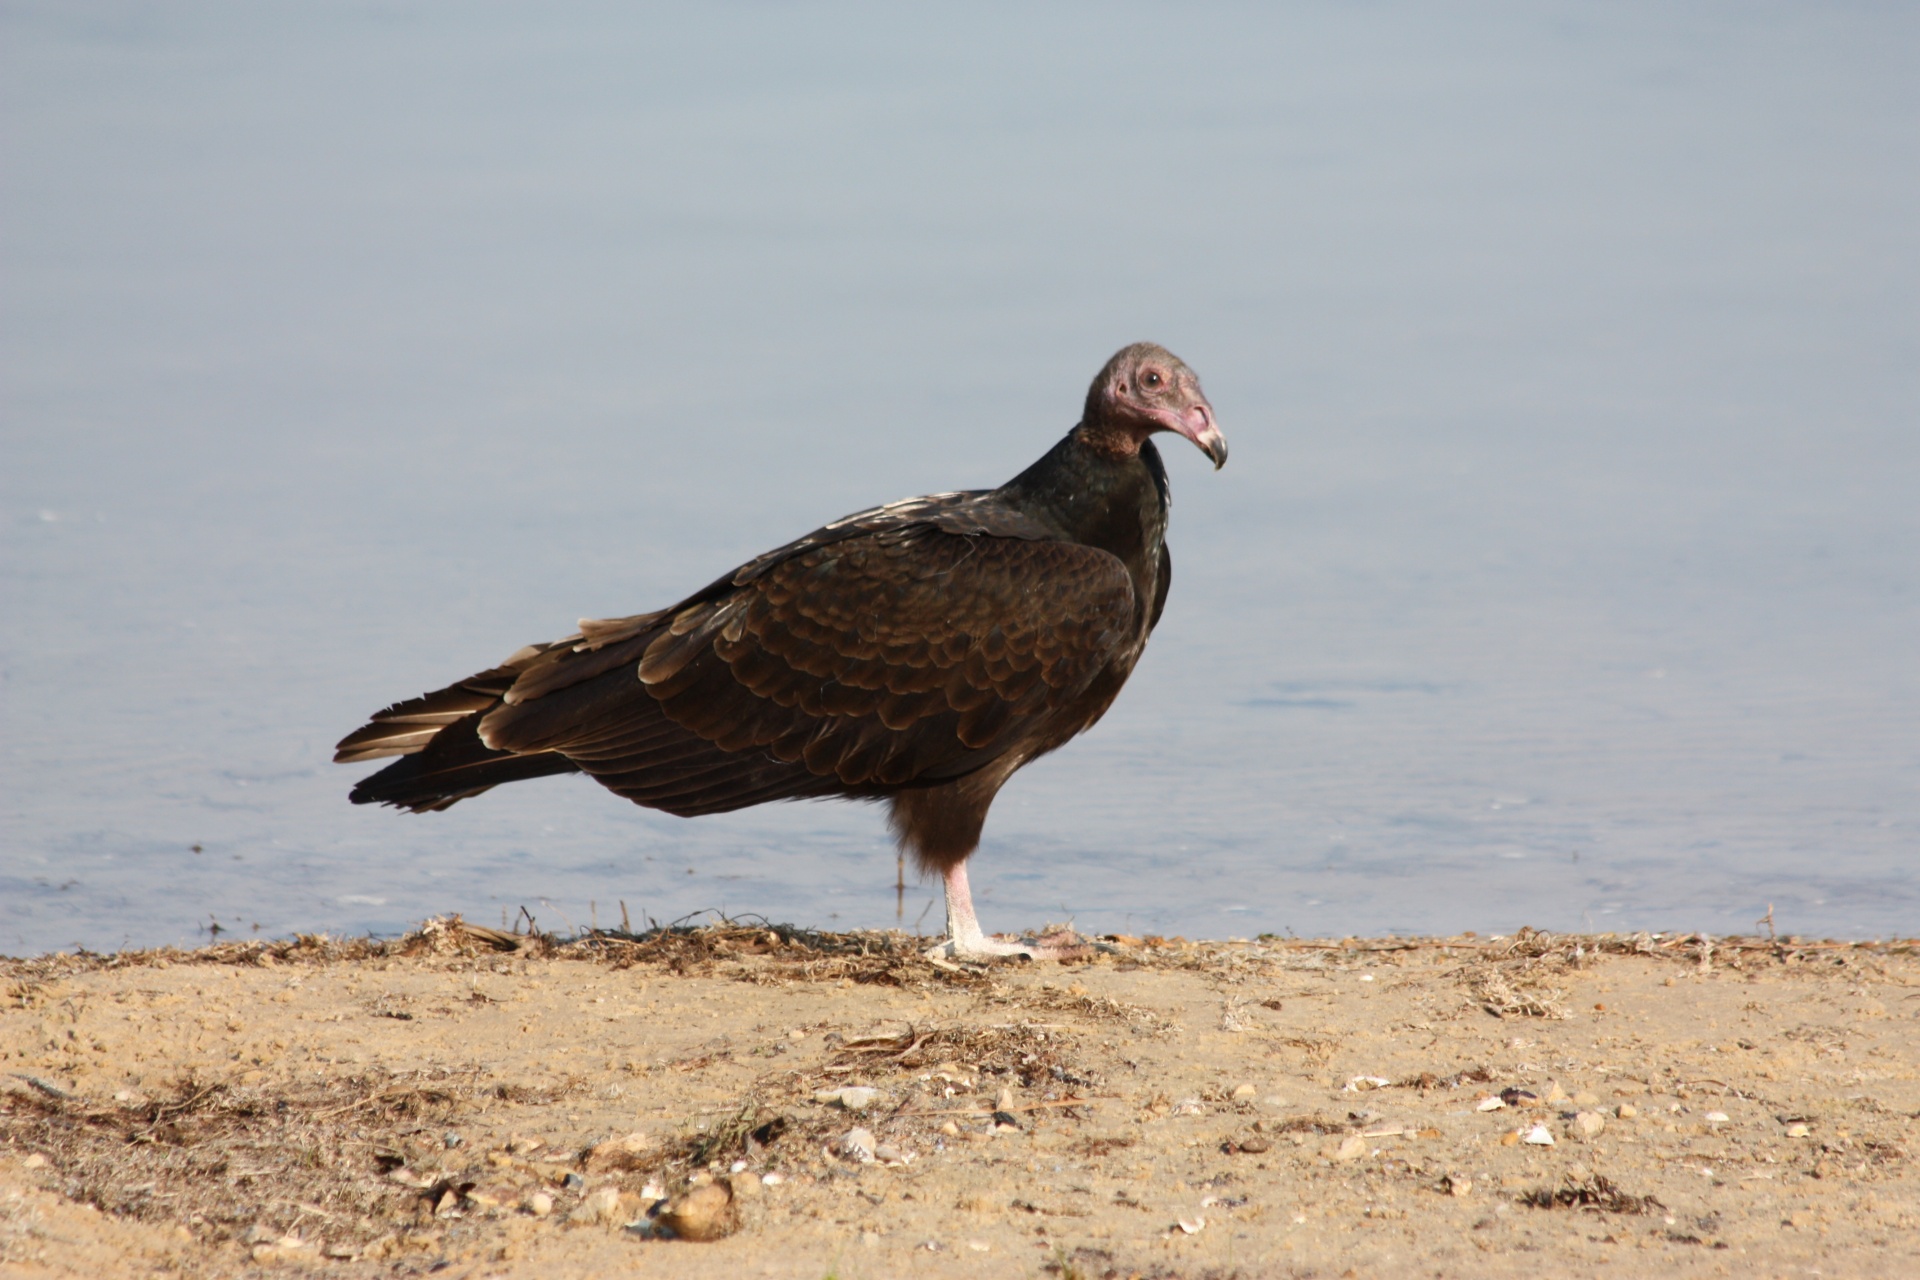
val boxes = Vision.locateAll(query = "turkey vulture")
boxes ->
[336,342,1226,959]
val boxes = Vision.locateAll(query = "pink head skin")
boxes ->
[1079,342,1227,469]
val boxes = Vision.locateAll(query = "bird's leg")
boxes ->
[923,862,1106,962]
[924,862,1034,961]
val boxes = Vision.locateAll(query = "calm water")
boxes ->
[4,3,1916,955]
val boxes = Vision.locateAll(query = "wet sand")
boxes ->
[3,919,1916,1278]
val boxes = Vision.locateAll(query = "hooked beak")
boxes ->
[1158,401,1228,470]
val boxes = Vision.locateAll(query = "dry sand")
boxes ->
[3,917,1916,1279]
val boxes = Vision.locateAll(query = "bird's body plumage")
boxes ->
[337,343,1224,958]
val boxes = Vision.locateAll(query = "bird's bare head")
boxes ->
[1081,342,1227,470]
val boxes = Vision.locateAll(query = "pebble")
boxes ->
[506,1135,545,1156]
[1570,1111,1606,1140]
[996,1086,1017,1111]
[727,1171,762,1200]
[1786,1122,1811,1138]
[875,1143,916,1166]
[1475,1095,1506,1112]
[1344,1076,1391,1092]
[1231,1083,1258,1101]
[1572,1091,1601,1107]
[656,1182,738,1242]
[1444,1174,1473,1198]
[1331,1134,1369,1162]
[442,1131,463,1149]
[526,1192,554,1217]
[840,1127,877,1164]
[1616,1103,1638,1119]
[816,1086,881,1112]
[1543,1082,1570,1104]
[1232,1134,1272,1155]
[1175,1216,1206,1234]
[1705,1111,1730,1124]
[567,1187,625,1227]
[1522,1123,1555,1146]
[21,1154,48,1170]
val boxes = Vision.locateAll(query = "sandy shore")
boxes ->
[2,918,1915,1279]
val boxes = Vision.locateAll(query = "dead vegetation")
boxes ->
[1520,1172,1665,1216]
[0,1068,490,1259]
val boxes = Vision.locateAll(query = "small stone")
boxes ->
[21,1153,48,1170]
[939,1121,960,1137]
[1444,1174,1473,1198]
[1344,1076,1391,1092]
[526,1192,554,1217]
[1522,1123,1555,1146]
[761,1172,785,1186]
[787,1028,806,1041]
[463,1186,509,1211]
[1705,1111,1730,1124]
[840,1127,877,1163]
[995,1086,1017,1111]
[562,1172,586,1192]
[1175,1216,1206,1234]
[656,1182,738,1242]
[728,1171,762,1200]
[386,1167,430,1187]
[874,1143,915,1166]
[861,1230,881,1247]
[1331,1134,1369,1162]
[1572,1091,1601,1107]
[1499,1130,1521,1147]
[1475,1095,1506,1112]
[1786,1122,1811,1138]
[1616,1103,1638,1119]
[1570,1111,1606,1140]
[816,1086,880,1112]
[1233,1134,1272,1155]
[1543,1082,1570,1104]
[242,1224,278,1245]
[1231,1083,1258,1101]
[567,1187,625,1227]
[1788,1210,1813,1229]
[506,1135,545,1156]
[442,1131,463,1149]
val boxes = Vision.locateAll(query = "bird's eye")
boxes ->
[1142,370,1163,388]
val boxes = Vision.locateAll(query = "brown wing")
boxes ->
[478,525,1137,814]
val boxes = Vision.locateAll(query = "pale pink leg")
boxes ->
[924,861,1102,962]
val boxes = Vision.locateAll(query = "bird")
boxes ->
[335,342,1226,960]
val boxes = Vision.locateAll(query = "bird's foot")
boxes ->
[923,925,1111,964]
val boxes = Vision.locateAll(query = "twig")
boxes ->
[896,1097,1095,1119]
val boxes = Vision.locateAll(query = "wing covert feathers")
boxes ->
[341,496,1143,815]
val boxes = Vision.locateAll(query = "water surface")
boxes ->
[4,3,1916,953]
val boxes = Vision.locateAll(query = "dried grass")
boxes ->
[0,1068,493,1256]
